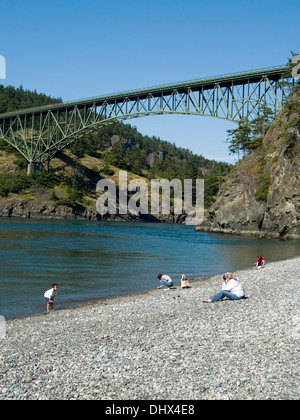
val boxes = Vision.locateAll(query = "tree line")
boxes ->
[0,84,62,114]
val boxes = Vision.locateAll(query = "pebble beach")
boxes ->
[0,257,299,400]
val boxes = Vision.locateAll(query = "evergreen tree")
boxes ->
[226,106,274,158]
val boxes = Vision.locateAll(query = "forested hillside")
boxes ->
[0,85,62,113]
[0,84,232,221]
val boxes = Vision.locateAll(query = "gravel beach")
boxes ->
[1,257,299,400]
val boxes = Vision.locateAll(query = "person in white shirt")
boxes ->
[44,284,59,312]
[203,273,245,303]
[157,274,173,290]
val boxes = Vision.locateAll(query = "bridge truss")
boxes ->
[0,65,294,169]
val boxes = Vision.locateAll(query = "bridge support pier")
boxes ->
[27,163,37,176]
[27,163,35,176]
[27,163,44,175]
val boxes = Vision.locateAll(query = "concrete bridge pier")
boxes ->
[27,163,42,176]
[27,163,35,176]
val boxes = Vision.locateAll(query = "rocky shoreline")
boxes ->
[195,225,300,240]
[0,196,186,223]
[0,257,299,400]
[1,195,299,238]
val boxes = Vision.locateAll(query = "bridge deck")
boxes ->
[0,65,289,119]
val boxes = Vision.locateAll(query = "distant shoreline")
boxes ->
[0,198,186,224]
[1,209,300,239]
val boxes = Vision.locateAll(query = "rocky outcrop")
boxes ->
[0,196,186,223]
[196,85,300,239]
[0,196,97,220]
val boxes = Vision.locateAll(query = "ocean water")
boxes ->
[1,217,300,319]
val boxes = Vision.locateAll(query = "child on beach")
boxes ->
[44,284,58,312]
[255,255,265,269]
[157,274,173,290]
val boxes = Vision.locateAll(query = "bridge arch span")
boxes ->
[0,64,294,167]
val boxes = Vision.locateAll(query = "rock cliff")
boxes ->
[196,84,300,239]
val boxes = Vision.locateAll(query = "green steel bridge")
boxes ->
[0,64,294,173]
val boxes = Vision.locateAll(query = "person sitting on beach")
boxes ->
[157,274,173,290]
[255,255,265,269]
[44,283,58,312]
[203,273,245,303]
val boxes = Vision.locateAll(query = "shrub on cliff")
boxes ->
[0,172,31,197]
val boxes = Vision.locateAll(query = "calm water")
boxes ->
[1,217,300,319]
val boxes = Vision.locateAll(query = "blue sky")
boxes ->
[1,0,299,162]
